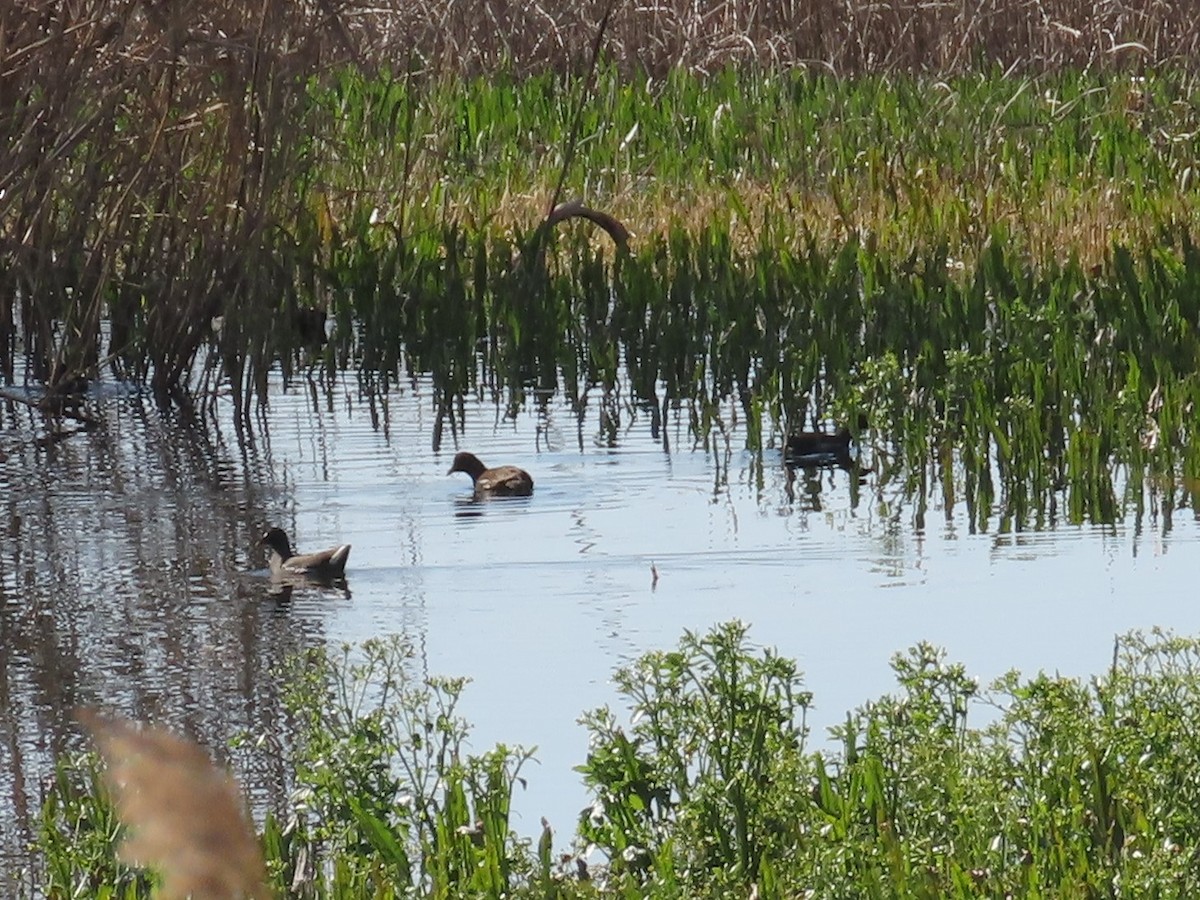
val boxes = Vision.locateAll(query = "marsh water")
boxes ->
[2,367,1199,880]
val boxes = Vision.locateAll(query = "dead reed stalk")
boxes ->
[0,0,352,408]
[363,0,1200,78]
[80,710,268,900]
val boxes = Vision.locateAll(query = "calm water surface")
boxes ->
[2,370,1199,878]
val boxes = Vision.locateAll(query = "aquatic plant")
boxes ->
[8,4,1200,408]
[7,3,1200,525]
[576,621,812,895]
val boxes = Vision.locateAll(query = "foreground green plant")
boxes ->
[576,621,812,895]
[276,637,539,897]
[37,751,149,899]
[579,627,1200,898]
[33,626,1200,898]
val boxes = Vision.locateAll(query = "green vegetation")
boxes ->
[320,66,1200,532]
[35,624,1200,897]
[6,8,1200,506]
[274,639,538,896]
[11,55,1200,527]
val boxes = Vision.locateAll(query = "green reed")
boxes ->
[336,67,1200,249]
[9,57,1200,524]
[315,163,1200,532]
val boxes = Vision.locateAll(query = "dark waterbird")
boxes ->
[785,414,868,465]
[447,451,534,497]
[786,427,854,457]
[260,527,351,578]
[291,306,328,346]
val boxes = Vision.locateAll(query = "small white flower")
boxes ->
[588,799,606,826]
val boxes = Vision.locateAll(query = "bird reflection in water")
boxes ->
[452,491,534,520]
[783,422,869,511]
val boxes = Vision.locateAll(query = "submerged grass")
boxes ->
[34,624,1200,898]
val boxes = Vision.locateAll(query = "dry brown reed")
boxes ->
[366,0,1199,79]
[449,175,1198,273]
[81,710,268,900]
[1,0,346,406]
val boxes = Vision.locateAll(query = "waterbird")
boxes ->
[785,427,854,458]
[291,306,328,346]
[785,414,868,463]
[447,451,534,497]
[260,527,351,578]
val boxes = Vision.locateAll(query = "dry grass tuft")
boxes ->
[80,710,268,900]
[363,0,1200,79]
[454,176,1196,273]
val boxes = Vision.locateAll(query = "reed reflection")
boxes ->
[0,394,329,879]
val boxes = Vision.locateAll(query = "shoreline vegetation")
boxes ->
[8,55,1200,526]
[4,4,1200,455]
[36,624,1200,897]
